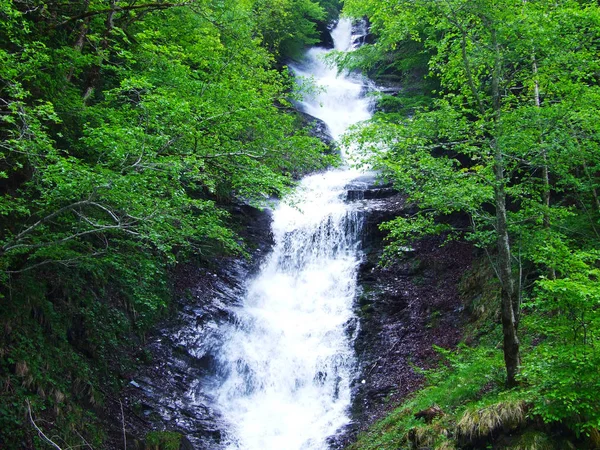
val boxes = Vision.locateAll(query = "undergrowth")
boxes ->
[0,260,171,448]
[349,261,600,450]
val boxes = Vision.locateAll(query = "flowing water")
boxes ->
[212,19,374,450]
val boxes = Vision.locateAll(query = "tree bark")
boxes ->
[66,0,90,82]
[532,52,557,280]
[490,25,521,387]
[495,164,521,387]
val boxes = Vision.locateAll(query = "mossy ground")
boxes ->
[145,431,184,450]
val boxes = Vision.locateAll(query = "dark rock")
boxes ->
[347,187,397,201]
[351,18,373,49]
[345,173,396,202]
[297,111,337,154]
[334,190,475,447]
[109,205,274,450]
[315,21,334,49]
[179,436,195,450]
[111,177,474,450]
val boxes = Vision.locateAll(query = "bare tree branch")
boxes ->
[27,400,64,450]
[1,200,142,254]
[120,400,127,450]
[5,250,106,274]
[201,150,267,160]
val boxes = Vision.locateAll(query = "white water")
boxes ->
[292,20,373,145]
[213,19,374,450]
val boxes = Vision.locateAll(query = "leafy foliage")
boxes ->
[0,0,331,446]
[343,0,600,445]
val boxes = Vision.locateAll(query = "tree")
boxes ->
[0,0,333,445]
[343,0,600,387]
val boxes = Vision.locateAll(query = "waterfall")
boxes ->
[211,19,374,450]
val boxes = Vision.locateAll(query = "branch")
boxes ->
[2,200,138,253]
[443,0,486,116]
[27,400,64,450]
[201,150,267,160]
[119,400,127,450]
[4,225,140,253]
[52,2,192,28]
[4,200,98,251]
[5,250,106,274]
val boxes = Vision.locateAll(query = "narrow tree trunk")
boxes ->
[83,1,116,103]
[531,53,556,280]
[582,159,600,212]
[456,11,521,387]
[66,0,90,82]
[532,57,551,223]
[495,170,521,387]
[491,26,520,387]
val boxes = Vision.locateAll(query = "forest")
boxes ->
[1,0,599,448]
[0,0,339,447]
[340,0,600,448]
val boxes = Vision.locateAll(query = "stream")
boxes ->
[210,18,375,450]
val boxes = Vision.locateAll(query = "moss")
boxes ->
[457,399,527,440]
[145,431,183,450]
[458,259,502,344]
[426,309,442,329]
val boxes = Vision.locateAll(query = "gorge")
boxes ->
[5,1,598,448]
[122,18,473,450]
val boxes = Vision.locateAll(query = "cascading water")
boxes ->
[211,19,374,450]
[292,19,373,143]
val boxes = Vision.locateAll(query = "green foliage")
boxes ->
[520,245,600,435]
[252,0,325,60]
[317,0,342,23]
[343,0,600,444]
[349,344,506,450]
[145,431,184,450]
[0,0,333,446]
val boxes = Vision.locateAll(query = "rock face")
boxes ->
[351,19,374,48]
[316,21,335,49]
[114,205,274,450]
[333,187,474,447]
[298,111,337,154]
[120,261,246,449]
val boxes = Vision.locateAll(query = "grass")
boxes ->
[348,344,507,450]
[456,399,527,440]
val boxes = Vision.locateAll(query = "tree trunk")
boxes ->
[530,51,557,281]
[491,26,521,387]
[66,0,90,82]
[83,1,116,103]
[495,172,521,387]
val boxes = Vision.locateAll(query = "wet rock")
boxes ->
[351,18,374,48]
[346,187,397,201]
[316,21,335,49]
[114,177,473,450]
[345,174,396,203]
[335,190,475,447]
[297,111,337,154]
[180,436,195,450]
[114,206,274,450]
